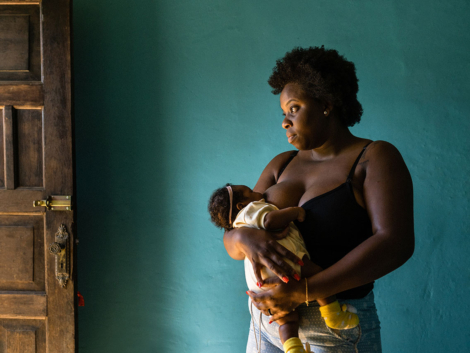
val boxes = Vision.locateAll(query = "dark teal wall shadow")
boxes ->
[74,1,470,352]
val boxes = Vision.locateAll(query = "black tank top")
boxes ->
[278,143,374,299]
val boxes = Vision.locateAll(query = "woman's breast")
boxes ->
[263,181,306,209]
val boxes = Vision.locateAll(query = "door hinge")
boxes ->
[33,195,72,211]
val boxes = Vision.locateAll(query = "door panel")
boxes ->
[0,0,75,352]
[2,106,44,190]
[0,319,46,353]
[0,4,41,81]
[0,215,45,291]
[16,108,44,188]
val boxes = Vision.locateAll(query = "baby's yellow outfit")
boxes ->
[319,301,360,329]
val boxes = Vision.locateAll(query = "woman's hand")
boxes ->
[224,227,304,284]
[247,277,305,322]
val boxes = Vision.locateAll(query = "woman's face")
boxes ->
[280,83,328,150]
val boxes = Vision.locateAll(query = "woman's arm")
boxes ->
[248,141,415,319]
[223,226,303,281]
[312,141,414,296]
[223,151,302,281]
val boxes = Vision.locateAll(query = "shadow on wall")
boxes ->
[74,1,179,350]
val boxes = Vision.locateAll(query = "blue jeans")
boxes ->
[246,291,382,353]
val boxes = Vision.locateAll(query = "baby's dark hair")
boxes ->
[268,46,363,127]
[208,184,245,231]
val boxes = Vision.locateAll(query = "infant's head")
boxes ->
[208,184,263,231]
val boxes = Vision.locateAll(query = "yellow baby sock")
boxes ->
[319,300,359,330]
[283,337,306,353]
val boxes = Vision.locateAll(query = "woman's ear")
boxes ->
[323,101,334,115]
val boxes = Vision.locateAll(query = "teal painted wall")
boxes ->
[73,1,470,352]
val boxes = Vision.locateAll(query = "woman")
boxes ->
[224,47,414,353]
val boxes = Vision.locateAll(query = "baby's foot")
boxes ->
[319,301,359,330]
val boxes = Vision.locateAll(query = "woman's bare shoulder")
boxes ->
[362,140,406,165]
[362,140,412,191]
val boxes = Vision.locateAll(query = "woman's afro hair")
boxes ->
[208,184,245,231]
[268,46,363,127]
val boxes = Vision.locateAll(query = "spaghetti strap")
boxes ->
[346,142,373,182]
[277,150,298,181]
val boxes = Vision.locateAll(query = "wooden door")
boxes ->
[0,0,75,352]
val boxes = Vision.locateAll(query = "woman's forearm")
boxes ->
[307,230,414,301]
[223,226,302,281]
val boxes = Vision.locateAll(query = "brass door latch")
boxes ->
[33,195,72,211]
[49,224,70,288]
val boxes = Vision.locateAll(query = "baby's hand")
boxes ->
[297,207,306,222]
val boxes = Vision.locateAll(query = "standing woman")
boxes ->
[223,47,414,353]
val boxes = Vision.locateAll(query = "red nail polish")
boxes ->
[269,320,273,324]
[257,282,263,288]
[282,276,289,283]
[298,260,304,266]
[246,291,250,295]
[293,274,300,281]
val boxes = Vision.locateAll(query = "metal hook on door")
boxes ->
[33,195,72,211]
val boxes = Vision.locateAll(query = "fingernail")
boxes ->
[293,274,301,281]
[298,260,304,266]
[246,291,250,295]
[282,276,289,283]
[257,282,263,288]
[269,320,273,324]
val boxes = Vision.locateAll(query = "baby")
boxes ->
[208,184,359,353]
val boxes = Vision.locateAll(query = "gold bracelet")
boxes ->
[305,278,309,306]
